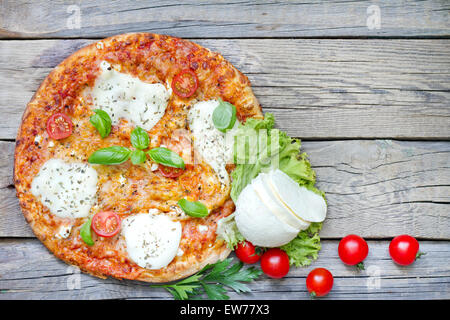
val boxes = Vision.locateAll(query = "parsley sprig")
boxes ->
[152,258,262,300]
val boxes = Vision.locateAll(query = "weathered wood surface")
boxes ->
[0,39,449,140]
[1,0,449,39]
[2,140,449,239]
[0,239,448,300]
[1,0,449,301]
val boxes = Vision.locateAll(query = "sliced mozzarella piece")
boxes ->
[268,169,327,223]
[31,159,98,219]
[235,182,298,247]
[122,213,181,270]
[252,173,310,231]
[188,100,238,186]
[86,61,170,131]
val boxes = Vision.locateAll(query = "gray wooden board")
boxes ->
[0,0,449,39]
[1,140,449,239]
[0,239,448,300]
[0,39,449,140]
[1,0,450,301]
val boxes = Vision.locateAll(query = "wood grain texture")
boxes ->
[2,140,449,238]
[1,0,449,39]
[1,0,449,302]
[0,39,449,140]
[0,239,448,300]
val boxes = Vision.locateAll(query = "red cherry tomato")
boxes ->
[338,234,369,269]
[91,211,121,238]
[172,69,198,98]
[389,235,421,266]
[306,268,334,297]
[260,248,290,278]
[235,241,262,264]
[46,113,73,140]
[158,164,184,178]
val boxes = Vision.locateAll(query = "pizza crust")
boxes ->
[14,33,261,283]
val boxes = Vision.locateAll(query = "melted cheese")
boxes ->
[122,213,182,270]
[188,100,237,185]
[31,159,98,219]
[34,135,42,145]
[87,61,171,131]
[56,225,72,239]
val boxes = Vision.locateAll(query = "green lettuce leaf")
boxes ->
[280,223,322,267]
[217,112,325,266]
[216,213,245,249]
[230,113,318,202]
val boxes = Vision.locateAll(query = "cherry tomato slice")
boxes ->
[46,113,73,140]
[91,211,121,238]
[260,248,290,278]
[338,234,369,269]
[172,69,198,98]
[235,241,262,264]
[389,235,420,266]
[158,164,184,178]
[306,268,334,297]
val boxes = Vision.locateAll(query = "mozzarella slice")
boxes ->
[31,159,98,219]
[87,61,170,131]
[235,182,298,247]
[187,100,237,186]
[122,213,182,270]
[268,169,327,223]
[252,173,310,231]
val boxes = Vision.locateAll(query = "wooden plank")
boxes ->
[1,0,449,39]
[0,39,449,140]
[0,141,29,237]
[0,239,448,300]
[2,140,449,238]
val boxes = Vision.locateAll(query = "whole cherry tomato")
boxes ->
[260,248,290,278]
[389,235,423,266]
[306,268,334,298]
[338,234,369,270]
[235,241,262,264]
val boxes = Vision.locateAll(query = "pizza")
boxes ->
[14,33,262,282]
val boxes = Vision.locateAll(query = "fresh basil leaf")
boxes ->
[147,147,185,169]
[178,199,209,218]
[212,99,237,132]
[80,218,94,246]
[130,149,146,164]
[90,109,112,138]
[88,146,131,165]
[130,126,150,150]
